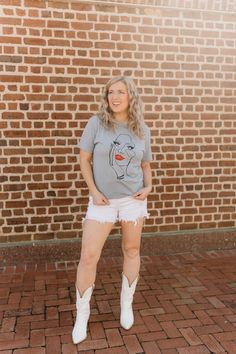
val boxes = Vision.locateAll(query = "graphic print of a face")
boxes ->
[109,134,135,180]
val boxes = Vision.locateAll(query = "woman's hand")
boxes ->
[91,190,110,205]
[133,186,152,200]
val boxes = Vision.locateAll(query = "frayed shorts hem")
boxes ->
[83,196,149,225]
[83,214,149,225]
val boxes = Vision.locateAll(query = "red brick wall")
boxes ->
[1,0,236,243]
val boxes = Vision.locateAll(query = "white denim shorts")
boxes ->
[84,196,149,224]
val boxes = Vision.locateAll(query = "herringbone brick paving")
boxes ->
[0,249,236,353]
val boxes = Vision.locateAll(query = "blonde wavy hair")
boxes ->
[98,76,145,138]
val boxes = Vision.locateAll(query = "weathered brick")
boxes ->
[105,328,123,347]
[141,341,161,354]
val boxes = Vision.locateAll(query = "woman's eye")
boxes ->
[113,141,120,146]
[127,145,134,150]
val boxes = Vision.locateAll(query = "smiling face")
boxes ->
[107,81,130,120]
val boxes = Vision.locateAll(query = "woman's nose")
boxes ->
[111,91,121,98]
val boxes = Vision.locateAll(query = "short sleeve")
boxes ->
[142,125,152,161]
[79,115,99,153]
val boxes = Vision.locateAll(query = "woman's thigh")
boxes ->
[121,218,144,251]
[80,219,114,261]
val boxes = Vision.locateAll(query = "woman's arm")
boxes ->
[142,161,152,191]
[80,149,109,205]
[133,161,152,200]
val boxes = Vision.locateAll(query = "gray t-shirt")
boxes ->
[79,115,152,199]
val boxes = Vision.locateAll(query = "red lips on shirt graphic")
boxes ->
[115,154,125,160]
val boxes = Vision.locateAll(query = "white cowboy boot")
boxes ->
[72,284,94,344]
[120,273,139,330]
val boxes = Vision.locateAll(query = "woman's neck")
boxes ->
[114,112,128,123]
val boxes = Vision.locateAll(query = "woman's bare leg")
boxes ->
[76,219,114,294]
[121,218,143,284]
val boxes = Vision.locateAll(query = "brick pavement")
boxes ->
[0,249,236,353]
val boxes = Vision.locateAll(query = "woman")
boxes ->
[72,76,152,344]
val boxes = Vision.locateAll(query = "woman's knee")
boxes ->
[122,245,140,259]
[79,247,100,267]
